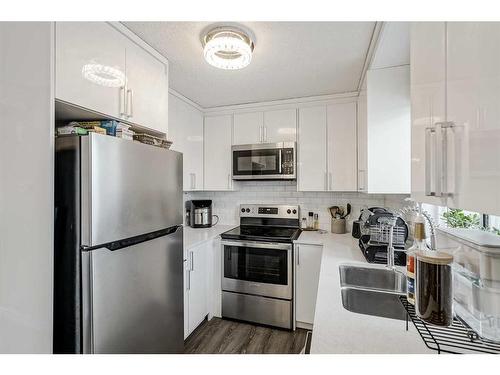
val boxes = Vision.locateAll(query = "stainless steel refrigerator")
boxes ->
[54,133,184,354]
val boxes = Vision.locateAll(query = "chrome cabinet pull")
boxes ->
[190,251,194,271]
[297,245,300,266]
[190,173,195,190]
[127,89,134,118]
[329,172,333,191]
[425,126,436,196]
[119,86,126,117]
[358,170,365,191]
[263,126,267,142]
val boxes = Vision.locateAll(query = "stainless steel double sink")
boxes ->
[339,264,407,320]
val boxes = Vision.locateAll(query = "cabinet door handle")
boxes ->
[119,86,126,117]
[435,122,454,197]
[324,172,328,191]
[425,127,436,196]
[329,172,333,191]
[259,126,263,143]
[127,89,134,118]
[263,126,267,142]
[186,261,191,290]
[190,251,194,271]
[358,170,365,191]
[190,173,195,190]
[296,246,300,266]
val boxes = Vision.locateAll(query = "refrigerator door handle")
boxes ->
[82,225,181,252]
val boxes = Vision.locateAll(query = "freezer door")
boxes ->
[81,133,183,247]
[82,226,184,354]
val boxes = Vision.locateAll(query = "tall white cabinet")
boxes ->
[366,66,411,194]
[298,103,358,192]
[168,94,204,191]
[410,22,447,206]
[204,115,234,191]
[411,22,500,215]
[298,106,328,191]
[327,102,358,191]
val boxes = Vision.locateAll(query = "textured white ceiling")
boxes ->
[371,22,410,69]
[124,22,376,108]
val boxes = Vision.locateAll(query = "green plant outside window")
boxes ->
[441,209,480,229]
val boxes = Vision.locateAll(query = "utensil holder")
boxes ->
[331,218,346,234]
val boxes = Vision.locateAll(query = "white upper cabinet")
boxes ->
[233,112,263,145]
[446,23,500,215]
[298,106,327,191]
[411,22,500,215]
[264,108,297,143]
[55,22,169,135]
[123,38,168,134]
[204,115,234,191]
[168,94,204,191]
[56,22,126,119]
[367,66,411,194]
[327,102,357,191]
[410,22,448,206]
[357,91,368,192]
[233,108,297,145]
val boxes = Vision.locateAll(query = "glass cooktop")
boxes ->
[221,225,301,243]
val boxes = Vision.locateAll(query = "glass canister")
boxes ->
[415,250,454,326]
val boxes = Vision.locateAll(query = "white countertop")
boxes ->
[295,231,432,354]
[183,224,236,250]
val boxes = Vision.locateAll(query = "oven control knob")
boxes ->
[241,208,246,213]
[246,208,250,213]
[287,209,291,214]
[292,209,297,214]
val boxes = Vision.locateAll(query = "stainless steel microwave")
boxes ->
[232,142,296,180]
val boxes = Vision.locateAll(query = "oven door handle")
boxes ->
[221,240,292,251]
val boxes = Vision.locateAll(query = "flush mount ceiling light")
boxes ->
[202,26,255,70]
[82,63,126,87]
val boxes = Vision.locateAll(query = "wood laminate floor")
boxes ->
[184,318,309,354]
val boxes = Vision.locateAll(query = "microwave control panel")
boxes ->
[281,148,295,175]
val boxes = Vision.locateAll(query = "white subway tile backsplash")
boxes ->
[185,181,410,231]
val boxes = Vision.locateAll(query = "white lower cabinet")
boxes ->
[295,244,323,326]
[184,240,210,339]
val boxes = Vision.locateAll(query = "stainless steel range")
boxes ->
[220,204,301,329]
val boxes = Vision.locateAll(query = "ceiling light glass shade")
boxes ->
[82,63,126,87]
[203,27,254,70]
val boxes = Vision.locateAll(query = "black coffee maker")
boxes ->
[185,200,218,228]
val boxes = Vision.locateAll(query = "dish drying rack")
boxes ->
[400,296,500,354]
[368,223,406,247]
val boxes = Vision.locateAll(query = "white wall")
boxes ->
[0,23,54,353]
[185,181,409,231]
[367,65,411,194]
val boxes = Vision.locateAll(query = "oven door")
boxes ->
[221,240,292,300]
